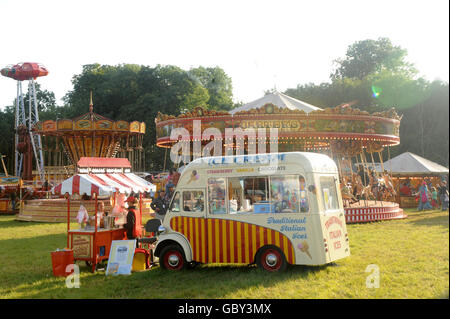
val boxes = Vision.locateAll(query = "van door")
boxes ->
[168,189,208,263]
[318,175,350,262]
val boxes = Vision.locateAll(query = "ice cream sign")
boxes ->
[207,153,286,166]
[325,216,344,250]
[267,216,307,240]
[266,216,311,259]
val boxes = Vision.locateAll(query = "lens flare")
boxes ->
[371,85,382,98]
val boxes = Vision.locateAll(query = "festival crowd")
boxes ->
[399,178,449,211]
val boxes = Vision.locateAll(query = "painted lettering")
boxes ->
[329,230,342,239]
[325,216,343,229]
[267,216,306,224]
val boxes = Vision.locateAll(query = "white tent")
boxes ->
[376,152,449,176]
[229,91,322,115]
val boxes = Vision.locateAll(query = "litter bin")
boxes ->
[51,249,74,277]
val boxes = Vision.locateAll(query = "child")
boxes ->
[431,187,439,209]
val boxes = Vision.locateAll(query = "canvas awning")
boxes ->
[374,152,449,176]
[229,91,322,115]
[51,173,156,196]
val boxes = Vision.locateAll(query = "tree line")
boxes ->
[0,37,448,174]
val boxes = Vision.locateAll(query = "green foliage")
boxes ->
[188,66,234,111]
[0,106,15,173]
[393,80,449,165]
[61,63,235,170]
[331,37,417,80]
[286,38,449,167]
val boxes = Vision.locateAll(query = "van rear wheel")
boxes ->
[256,246,287,272]
[159,245,186,270]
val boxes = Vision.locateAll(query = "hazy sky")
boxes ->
[0,0,448,110]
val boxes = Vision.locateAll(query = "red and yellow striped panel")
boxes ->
[169,216,295,265]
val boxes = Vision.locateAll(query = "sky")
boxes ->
[0,0,448,110]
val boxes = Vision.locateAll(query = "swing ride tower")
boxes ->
[1,62,48,182]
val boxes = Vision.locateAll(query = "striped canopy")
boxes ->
[51,173,156,196]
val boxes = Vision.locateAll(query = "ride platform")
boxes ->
[344,200,407,223]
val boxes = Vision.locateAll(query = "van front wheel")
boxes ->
[159,245,186,270]
[256,246,287,272]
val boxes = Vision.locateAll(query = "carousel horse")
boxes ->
[367,170,384,201]
[340,176,358,206]
[380,172,396,200]
[352,173,375,202]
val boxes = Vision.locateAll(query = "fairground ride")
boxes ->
[154,91,407,223]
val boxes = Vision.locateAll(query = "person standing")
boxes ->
[438,181,449,211]
[417,181,432,211]
[165,169,179,193]
[150,190,167,221]
[431,187,439,209]
[400,183,411,196]
[124,196,139,241]
[97,201,106,228]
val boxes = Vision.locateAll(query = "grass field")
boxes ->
[0,208,448,299]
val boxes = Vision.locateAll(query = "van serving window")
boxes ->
[183,190,204,212]
[270,175,309,213]
[244,177,269,213]
[208,178,227,214]
[217,175,309,214]
[227,176,269,213]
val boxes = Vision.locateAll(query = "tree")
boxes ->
[63,63,234,170]
[187,66,234,111]
[285,37,449,167]
[331,37,417,81]
[0,106,15,174]
[394,80,449,166]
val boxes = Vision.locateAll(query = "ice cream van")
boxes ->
[154,152,350,272]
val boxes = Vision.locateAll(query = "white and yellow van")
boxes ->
[154,152,350,272]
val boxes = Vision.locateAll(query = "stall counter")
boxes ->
[68,226,126,271]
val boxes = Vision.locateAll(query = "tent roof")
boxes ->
[229,91,322,115]
[77,157,131,168]
[377,152,449,175]
[51,173,156,196]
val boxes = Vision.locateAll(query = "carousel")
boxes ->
[155,91,407,223]
[16,94,153,222]
[32,92,146,183]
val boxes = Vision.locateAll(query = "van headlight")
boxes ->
[157,225,166,235]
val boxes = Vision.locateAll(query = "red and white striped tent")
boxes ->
[51,173,156,196]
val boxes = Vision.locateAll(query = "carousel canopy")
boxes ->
[51,172,156,196]
[376,152,449,176]
[229,91,322,115]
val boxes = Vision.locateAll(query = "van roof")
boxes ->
[185,152,337,173]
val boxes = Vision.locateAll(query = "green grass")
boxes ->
[0,209,448,299]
